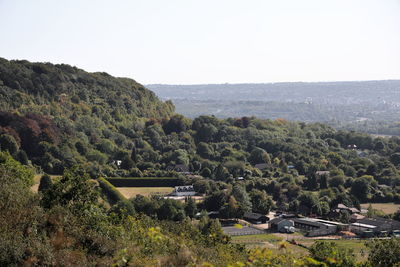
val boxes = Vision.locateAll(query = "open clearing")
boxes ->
[231,233,309,256]
[116,187,174,198]
[361,203,400,214]
[297,238,368,260]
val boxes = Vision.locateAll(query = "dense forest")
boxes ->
[2,58,400,266]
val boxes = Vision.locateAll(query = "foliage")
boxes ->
[365,238,400,266]
[4,58,400,265]
[309,241,357,267]
[98,177,127,204]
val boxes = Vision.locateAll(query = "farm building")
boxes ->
[350,217,400,236]
[243,212,269,224]
[270,217,344,236]
[292,218,345,237]
[350,222,377,236]
[329,203,360,219]
[269,218,295,233]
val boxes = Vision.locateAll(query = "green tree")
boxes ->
[41,166,98,212]
[250,189,273,214]
[0,134,18,155]
[215,164,229,181]
[366,238,400,267]
[200,167,212,178]
[350,176,371,202]
[220,195,240,218]
[248,147,271,165]
[163,114,191,134]
[232,184,252,215]
[329,175,345,188]
[204,191,227,211]
[0,151,33,187]
[197,142,214,159]
[309,241,356,267]
[196,124,218,143]
[0,153,50,265]
[185,197,197,218]
[38,174,53,192]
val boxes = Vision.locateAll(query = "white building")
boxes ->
[171,185,196,196]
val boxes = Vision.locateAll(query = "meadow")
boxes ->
[116,187,174,198]
[361,203,400,214]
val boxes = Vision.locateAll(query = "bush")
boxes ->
[98,177,126,204]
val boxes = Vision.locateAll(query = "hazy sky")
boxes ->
[0,0,399,84]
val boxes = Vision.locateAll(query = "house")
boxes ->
[330,203,360,216]
[347,144,357,150]
[111,160,122,167]
[243,212,269,224]
[269,218,295,233]
[171,185,196,196]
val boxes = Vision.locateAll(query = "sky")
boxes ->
[0,0,399,84]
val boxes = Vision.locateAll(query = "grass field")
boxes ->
[231,233,309,256]
[232,233,368,261]
[232,233,284,244]
[297,238,368,260]
[361,203,400,214]
[116,187,174,198]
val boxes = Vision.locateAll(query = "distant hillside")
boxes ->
[0,58,174,174]
[147,81,400,134]
[148,81,400,104]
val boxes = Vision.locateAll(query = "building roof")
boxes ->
[337,203,348,209]
[357,217,400,229]
[292,218,326,228]
[351,213,365,220]
[269,217,285,225]
[351,222,377,229]
[174,185,195,192]
[311,218,347,226]
[348,207,360,213]
[244,212,267,220]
